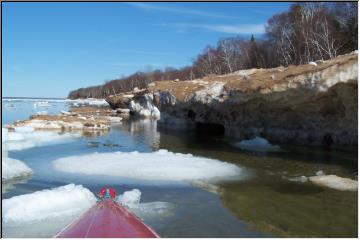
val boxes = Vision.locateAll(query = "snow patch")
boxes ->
[53,149,243,181]
[233,137,281,152]
[309,175,358,191]
[187,82,226,104]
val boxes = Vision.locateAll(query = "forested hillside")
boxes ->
[68,2,357,99]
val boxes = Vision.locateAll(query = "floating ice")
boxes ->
[2,127,79,151]
[288,175,308,183]
[116,189,176,220]
[233,137,281,152]
[2,144,33,181]
[309,175,358,191]
[2,157,33,181]
[2,184,97,237]
[3,184,96,224]
[53,149,243,181]
[117,189,141,207]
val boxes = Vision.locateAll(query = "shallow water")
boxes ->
[2,99,358,237]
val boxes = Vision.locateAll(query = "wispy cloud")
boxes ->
[127,2,241,19]
[161,23,265,35]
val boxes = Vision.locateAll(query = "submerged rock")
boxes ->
[233,137,281,152]
[309,175,358,191]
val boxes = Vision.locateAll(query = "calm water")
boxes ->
[2,99,358,237]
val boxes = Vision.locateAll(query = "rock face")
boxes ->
[107,52,358,146]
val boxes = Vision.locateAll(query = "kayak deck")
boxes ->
[56,199,159,238]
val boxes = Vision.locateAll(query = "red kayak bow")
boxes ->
[55,187,159,238]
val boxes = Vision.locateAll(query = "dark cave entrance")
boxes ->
[195,122,225,136]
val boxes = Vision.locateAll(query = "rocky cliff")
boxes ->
[107,52,358,146]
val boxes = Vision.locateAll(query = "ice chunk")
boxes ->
[3,184,96,224]
[2,145,33,181]
[309,61,317,66]
[309,175,358,191]
[233,137,281,152]
[116,189,176,220]
[53,149,243,181]
[2,157,33,181]
[2,184,97,237]
[288,176,308,183]
[117,189,141,207]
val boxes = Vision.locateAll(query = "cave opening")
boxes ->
[195,122,225,136]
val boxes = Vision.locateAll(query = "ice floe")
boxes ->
[2,146,33,182]
[233,137,281,152]
[2,184,97,237]
[2,186,174,237]
[2,157,33,182]
[2,127,80,151]
[3,184,96,224]
[53,149,243,182]
[309,175,358,191]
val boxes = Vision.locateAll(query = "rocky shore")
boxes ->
[4,106,124,133]
[106,52,358,146]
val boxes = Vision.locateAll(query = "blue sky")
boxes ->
[2,2,292,98]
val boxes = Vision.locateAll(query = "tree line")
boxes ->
[68,2,357,99]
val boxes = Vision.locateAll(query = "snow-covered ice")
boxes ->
[53,149,243,181]
[233,137,281,152]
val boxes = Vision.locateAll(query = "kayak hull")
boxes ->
[55,199,159,238]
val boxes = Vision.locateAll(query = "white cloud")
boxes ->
[127,2,241,19]
[162,23,265,35]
